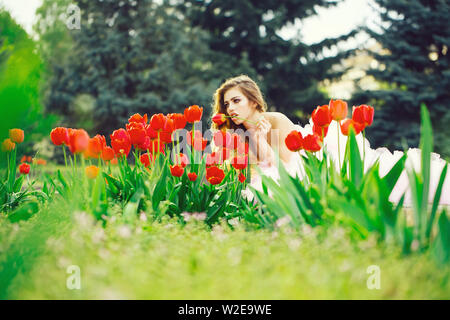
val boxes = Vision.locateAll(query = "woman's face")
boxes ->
[223,87,257,125]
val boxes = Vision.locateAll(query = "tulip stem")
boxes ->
[73,153,77,181]
[6,152,10,184]
[62,145,68,167]
[226,115,259,125]
[362,129,366,173]
[337,121,341,171]
[191,123,195,174]
[157,131,161,162]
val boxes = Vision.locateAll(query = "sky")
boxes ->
[0,0,378,46]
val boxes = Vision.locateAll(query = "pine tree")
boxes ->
[41,0,223,135]
[352,0,450,157]
[177,0,358,122]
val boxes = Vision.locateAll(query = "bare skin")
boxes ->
[223,87,297,167]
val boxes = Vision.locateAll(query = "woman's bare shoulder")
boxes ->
[264,112,295,128]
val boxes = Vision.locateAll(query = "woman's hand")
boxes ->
[249,116,271,139]
[248,116,275,166]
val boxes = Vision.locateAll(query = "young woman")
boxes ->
[210,75,301,171]
[209,74,450,206]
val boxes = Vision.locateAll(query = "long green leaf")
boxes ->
[427,162,448,240]
[419,104,432,241]
[347,128,363,187]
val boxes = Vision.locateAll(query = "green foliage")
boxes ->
[41,0,220,135]
[178,0,359,122]
[351,0,450,158]
[404,105,449,259]
[0,147,48,218]
[102,148,254,227]
[39,0,359,134]
[249,106,449,263]
[1,215,448,299]
[0,10,55,158]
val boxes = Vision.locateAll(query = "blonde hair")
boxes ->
[210,75,267,131]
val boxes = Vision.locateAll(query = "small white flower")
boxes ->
[181,212,207,222]
[117,225,131,238]
[139,212,147,222]
[275,215,292,228]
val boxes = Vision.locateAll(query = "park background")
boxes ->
[1,0,449,163]
[0,0,449,300]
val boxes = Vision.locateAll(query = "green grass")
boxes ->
[1,202,448,299]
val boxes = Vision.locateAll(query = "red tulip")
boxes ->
[302,134,322,152]
[128,113,148,125]
[150,113,166,131]
[213,130,232,148]
[19,163,30,175]
[174,153,189,168]
[50,127,70,146]
[159,118,175,144]
[312,105,332,128]
[101,146,115,161]
[237,142,249,155]
[110,128,131,157]
[329,99,348,121]
[34,158,47,166]
[187,172,197,181]
[340,119,364,136]
[126,122,147,146]
[184,105,203,123]
[352,105,374,128]
[86,134,106,158]
[68,129,90,154]
[230,133,241,149]
[145,124,158,139]
[148,139,165,155]
[1,138,15,152]
[313,124,328,140]
[21,155,32,163]
[206,152,221,167]
[238,173,246,183]
[170,164,184,177]
[220,147,231,161]
[206,166,225,185]
[140,153,153,167]
[167,113,187,130]
[187,130,208,151]
[232,155,248,170]
[9,128,24,144]
[285,130,303,152]
[136,136,151,151]
[212,113,227,126]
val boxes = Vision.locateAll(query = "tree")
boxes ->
[40,0,236,135]
[352,0,450,158]
[0,9,54,157]
[177,0,359,122]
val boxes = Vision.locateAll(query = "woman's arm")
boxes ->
[271,113,298,164]
[248,117,276,166]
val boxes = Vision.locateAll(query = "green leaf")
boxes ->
[123,189,144,223]
[432,210,450,264]
[7,201,39,223]
[419,104,432,238]
[427,162,448,240]
[381,153,407,192]
[348,128,363,187]
[13,175,25,193]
